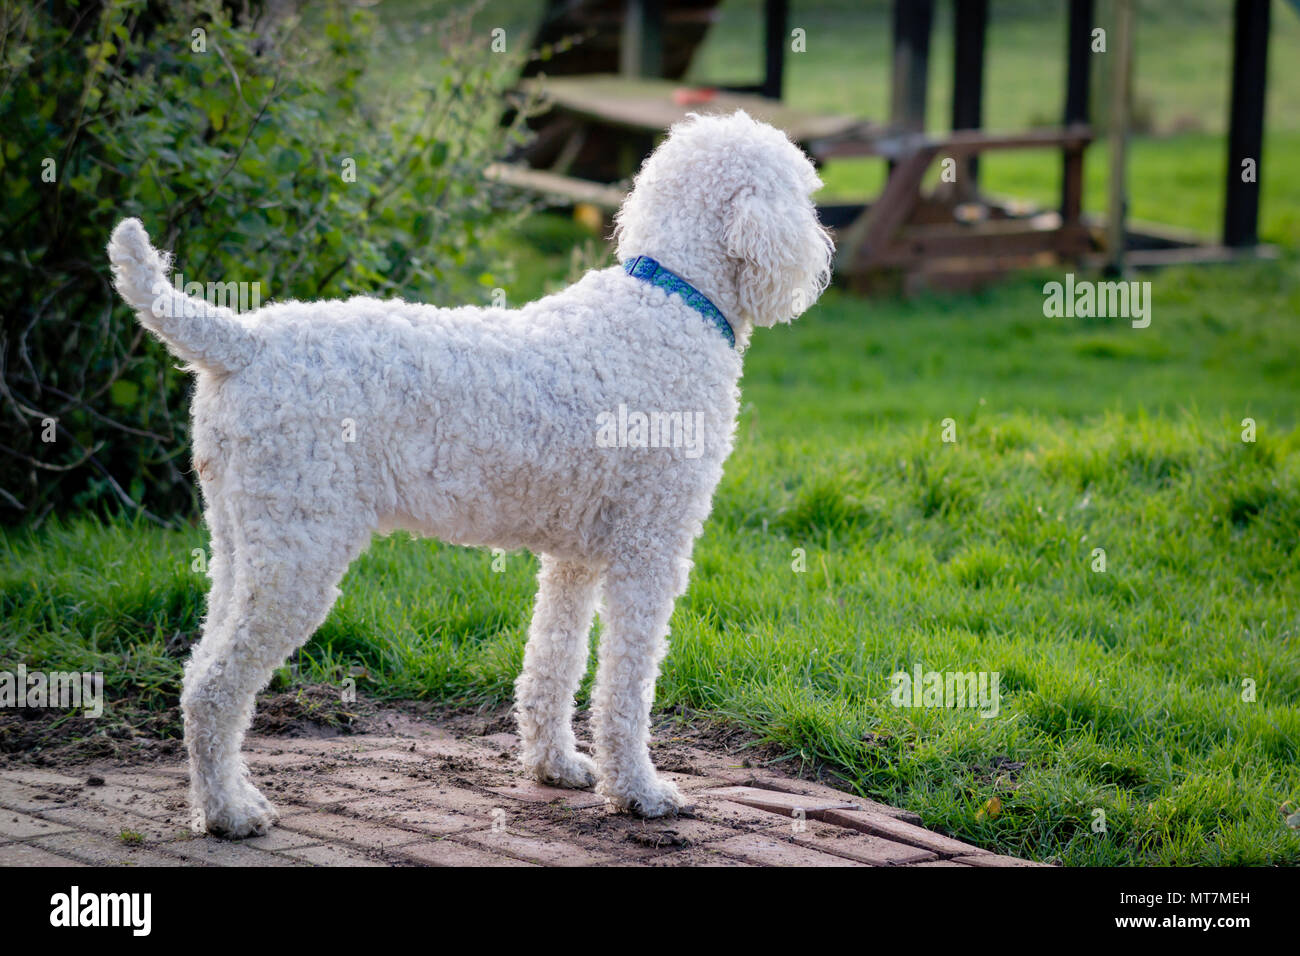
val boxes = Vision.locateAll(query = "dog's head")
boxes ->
[614,110,834,333]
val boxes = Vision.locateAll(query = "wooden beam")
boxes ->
[484,163,627,212]
[871,223,1093,268]
[1224,0,1271,247]
[836,144,940,272]
[813,125,1092,162]
[951,0,989,189]
[762,0,789,100]
[517,76,862,143]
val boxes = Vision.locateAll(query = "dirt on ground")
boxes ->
[0,682,802,781]
[0,683,380,767]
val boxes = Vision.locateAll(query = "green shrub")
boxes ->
[0,0,537,522]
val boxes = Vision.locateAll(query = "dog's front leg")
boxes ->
[515,556,601,788]
[589,554,690,817]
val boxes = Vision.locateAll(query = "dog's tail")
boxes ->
[107,218,256,375]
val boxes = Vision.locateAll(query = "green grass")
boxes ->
[5,258,1299,866]
[691,0,1300,136]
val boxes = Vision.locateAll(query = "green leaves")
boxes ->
[109,380,139,409]
[2,0,538,521]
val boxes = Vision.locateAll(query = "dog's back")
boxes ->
[110,222,738,560]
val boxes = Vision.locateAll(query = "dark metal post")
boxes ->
[1105,0,1134,275]
[762,0,789,100]
[621,0,664,78]
[1063,0,1094,127]
[890,0,933,131]
[1224,0,1270,247]
[1060,0,1094,227]
[951,0,988,188]
[889,0,933,175]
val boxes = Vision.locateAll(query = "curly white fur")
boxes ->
[107,110,833,837]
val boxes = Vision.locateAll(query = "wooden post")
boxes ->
[1060,0,1093,230]
[1105,0,1134,275]
[889,0,933,175]
[1224,0,1270,247]
[620,0,664,78]
[762,0,789,100]
[951,0,989,189]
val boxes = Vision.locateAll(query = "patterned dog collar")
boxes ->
[623,255,735,349]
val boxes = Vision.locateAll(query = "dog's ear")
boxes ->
[725,185,834,329]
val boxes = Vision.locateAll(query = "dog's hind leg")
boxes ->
[189,493,237,678]
[181,491,244,827]
[182,504,367,838]
[515,556,601,789]
[589,550,691,817]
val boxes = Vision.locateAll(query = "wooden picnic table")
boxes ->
[518,75,872,155]
[504,72,1097,290]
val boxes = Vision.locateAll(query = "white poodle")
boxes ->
[107,110,833,838]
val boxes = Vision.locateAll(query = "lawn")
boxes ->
[4,1,1300,866]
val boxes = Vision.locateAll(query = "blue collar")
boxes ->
[623,256,735,349]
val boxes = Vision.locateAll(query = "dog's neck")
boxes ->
[617,246,754,351]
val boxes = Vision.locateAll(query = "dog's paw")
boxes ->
[601,775,690,819]
[199,783,278,839]
[525,751,598,790]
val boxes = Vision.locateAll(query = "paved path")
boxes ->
[0,723,1043,866]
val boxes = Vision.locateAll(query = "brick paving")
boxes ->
[0,724,1046,867]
